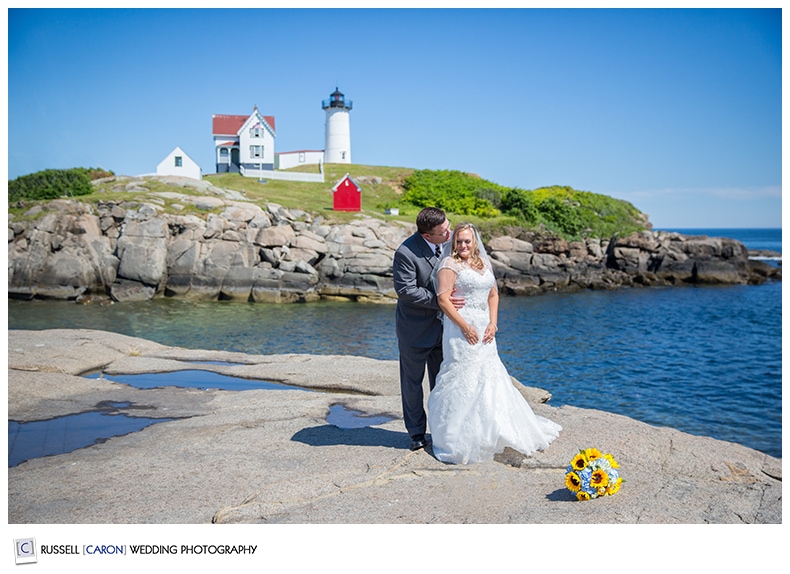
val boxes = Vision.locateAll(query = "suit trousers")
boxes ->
[398,340,444,438]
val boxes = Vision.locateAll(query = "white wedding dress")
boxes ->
[427,258,562,464]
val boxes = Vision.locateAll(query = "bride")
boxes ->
[427,223,562,464]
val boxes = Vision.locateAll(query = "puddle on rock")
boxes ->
[10,374,379,467]
[184,360,248,366]
[327,404,395,429]
[85,370,312,392]
[11,370,311,467]
[8,409,175,468]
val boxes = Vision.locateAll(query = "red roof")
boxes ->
[212,113,275,135]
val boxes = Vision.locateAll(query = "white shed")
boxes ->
[275,150,325,170]
[156,146,202,180]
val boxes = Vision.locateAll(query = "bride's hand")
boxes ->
[483,323,497,344]
[462,325,479,345]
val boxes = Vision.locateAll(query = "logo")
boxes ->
[14,538,37,565]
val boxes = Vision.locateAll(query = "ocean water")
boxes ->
[8,229,782,458]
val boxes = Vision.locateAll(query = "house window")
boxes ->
[299,152,305,162]
[174,156,182,167]
[251,127,261,138]
[250,145,263,159]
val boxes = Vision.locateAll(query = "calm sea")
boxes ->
[8,228,782,458]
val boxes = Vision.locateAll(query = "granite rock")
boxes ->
[7,187,780,303]
[7,329,781,525]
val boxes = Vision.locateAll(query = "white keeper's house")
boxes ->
[212,106,276,175]
[212,87,353,181]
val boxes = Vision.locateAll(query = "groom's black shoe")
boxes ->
[410,434,428,451]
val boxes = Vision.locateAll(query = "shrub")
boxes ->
[401,169,503,218]
[501,188,539,224]
[8,167,102,202]
[399,170,647,239]
[497,185,647,239]
[537,195,585,236]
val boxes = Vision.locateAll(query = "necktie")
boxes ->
[435,245,442,258]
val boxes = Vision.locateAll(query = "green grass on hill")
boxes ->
[205,163,418,225]
[9,163,650,240]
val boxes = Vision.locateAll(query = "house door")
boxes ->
[230,148,240,172]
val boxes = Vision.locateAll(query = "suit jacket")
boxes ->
[393,232,443,348]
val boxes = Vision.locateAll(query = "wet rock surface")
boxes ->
[8,329,781,524]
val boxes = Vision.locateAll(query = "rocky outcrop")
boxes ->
[8,193,780,303]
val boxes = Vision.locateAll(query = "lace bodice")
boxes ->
[435,258,496,313]
[453,265,495,312]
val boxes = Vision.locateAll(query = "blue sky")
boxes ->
[6,7,782,228]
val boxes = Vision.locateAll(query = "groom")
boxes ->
[393,207,458,451]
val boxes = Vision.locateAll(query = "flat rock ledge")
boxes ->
[8,329,781,524]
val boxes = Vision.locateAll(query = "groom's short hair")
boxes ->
[416,207,446,234]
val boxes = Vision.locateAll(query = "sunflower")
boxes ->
[570,452,588,471]
[565,471,582,492]
[590,469,610,488]
[606,477,623,496]
[585,447,603,461]
[566,449,623,499]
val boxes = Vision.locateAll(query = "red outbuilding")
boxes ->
[332,174,361,211]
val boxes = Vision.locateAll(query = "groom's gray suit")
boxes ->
[393,231,444,439]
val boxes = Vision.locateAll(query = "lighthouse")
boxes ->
[322,87,352,164]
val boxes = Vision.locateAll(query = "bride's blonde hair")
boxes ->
[451,223,485,271]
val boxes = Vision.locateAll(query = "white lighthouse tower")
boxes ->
[322,87,352,164]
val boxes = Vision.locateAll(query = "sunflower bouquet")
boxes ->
[565,448,623,501]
